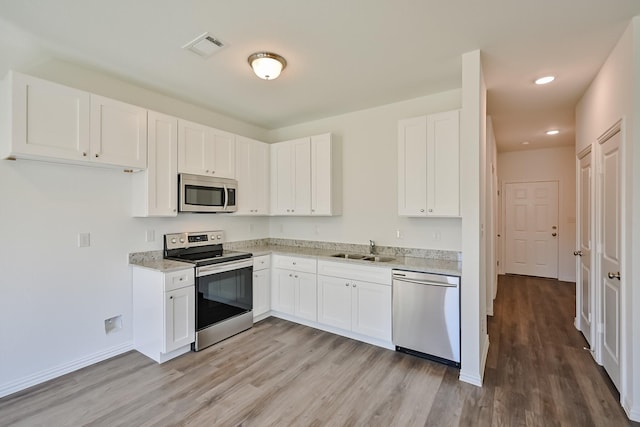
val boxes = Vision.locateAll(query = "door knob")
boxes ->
[607,272,621,280]
[573,250,583,256]
[552,233,557,237]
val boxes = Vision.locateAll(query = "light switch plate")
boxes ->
[78,232,90,248]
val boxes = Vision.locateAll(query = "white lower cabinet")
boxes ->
[271,255,317,322]
[317,261,392,343]
[253,255,271,321]
[132,267,195,363]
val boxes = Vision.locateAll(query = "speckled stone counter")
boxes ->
[128,250,193,273]
[229,240,462,277]
[129,239,462,277]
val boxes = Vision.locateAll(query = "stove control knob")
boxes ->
[179,238,185,243]
[217,235,222,240]
[210,235,215,241]
[171,238,177,244]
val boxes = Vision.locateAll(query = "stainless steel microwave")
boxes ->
[178,173,237,213]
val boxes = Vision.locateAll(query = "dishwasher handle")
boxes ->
[392,270,459,287]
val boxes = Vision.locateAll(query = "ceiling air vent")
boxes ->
[182,32,226,58]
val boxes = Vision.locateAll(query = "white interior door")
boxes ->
[577,151,593,346]
[505,181,559,278]
[599,130,621,390]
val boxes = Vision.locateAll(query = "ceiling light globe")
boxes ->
[546,129,560,135]
[248,52,287,80]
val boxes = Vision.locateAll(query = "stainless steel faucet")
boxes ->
[369,240,376,255]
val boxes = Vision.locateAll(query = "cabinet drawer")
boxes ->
[273,254,316,273]
[253,255,271,271]
[317,260,391,285]
[164,269,195,292]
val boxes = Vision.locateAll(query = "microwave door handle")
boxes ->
[223,185,228,210]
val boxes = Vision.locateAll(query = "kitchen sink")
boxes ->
[330,253,367,259]
[330,253,395,262]
[363,256,395,262]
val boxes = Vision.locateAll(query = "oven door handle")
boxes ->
[196,258,253,276]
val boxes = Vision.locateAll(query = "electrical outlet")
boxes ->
[145,229,155,242]
[396,229,403,239]
[78,232,90,248]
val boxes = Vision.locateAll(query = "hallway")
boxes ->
[486,274,635,426]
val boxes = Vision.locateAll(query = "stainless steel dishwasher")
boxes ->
[392,270,460,367]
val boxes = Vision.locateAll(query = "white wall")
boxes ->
[266,90,463,251]
[497,146,577,282]
[575,17,640,421]
[459,50,488,386]
[0,58,271,395]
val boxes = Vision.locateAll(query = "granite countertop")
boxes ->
[129,241,462,277]
[239,244,462,276]
[129,252,193,273]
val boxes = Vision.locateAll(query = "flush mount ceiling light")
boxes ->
[535,76,555,85]
[546,129,560,135]
[248,52,287,80]
[521,141,530,145]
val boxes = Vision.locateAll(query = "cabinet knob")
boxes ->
[312,209,315,212]
[293,262,296,265]
[169,296,173,299]
[95,153,99,158]
[292,209,295,212]
[211,170,215,174]
[173,209,177,212]
[428,208,433,213]
[352,284,356,287]
[294,275,298,279]
[289,274,293,277]
[82,152,87,157]
[345,283,349,287]
[420,209,425,212]
[286,209,290,212]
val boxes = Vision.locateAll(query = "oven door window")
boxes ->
[196,266,252,330]
[185,184,224,207]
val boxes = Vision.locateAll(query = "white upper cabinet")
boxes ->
[90,94,147,169]
[177,119,235,178]
[398,110,460,217]
[235,136,269,215]
[270,132,341,216]
[4,72,91,162]
[2,71,147,170]
[132,111,178,217]
[270,137,311,215]
[311,133,342,216]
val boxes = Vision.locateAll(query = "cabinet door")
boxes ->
[142,111,178,216]
[351,281,392,341]
[311,133,332,215]
[236,136,269,215]
[427,110,460,216]
[398,116,428,216]
[272,269,295,315]
[164,286,195,353]
[270,142,294,214]
[253,268,271,318]
[317,275,352,330]
[292,139,311,215]
[90,95,147,169]
[295,271,317,321]
[178,120,209,175]
[11,72,91,161]
[210,128,235,178]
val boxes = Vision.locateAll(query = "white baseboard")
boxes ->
[0,342,133,399]
[460,333,489,387]
[623,397,640,422]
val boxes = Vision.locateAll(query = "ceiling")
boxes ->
[1,1,639,152]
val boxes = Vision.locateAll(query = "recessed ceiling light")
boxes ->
[546,130,560,135]
[535,76,555,85]
[521,141,530,145]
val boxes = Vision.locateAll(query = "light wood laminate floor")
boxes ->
[1,275,636,426]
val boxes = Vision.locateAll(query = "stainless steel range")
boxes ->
[164,230,253,351]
